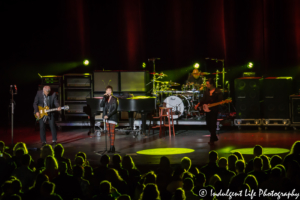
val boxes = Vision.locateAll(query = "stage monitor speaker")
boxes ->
[94,72,119,92]
[290,95,300,123]
[263,77,292,119]
[235,77,262,119]
[120,71,149,92]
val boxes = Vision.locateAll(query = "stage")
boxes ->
[2,126,299,171]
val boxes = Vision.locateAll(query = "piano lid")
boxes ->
[118,96,156,112]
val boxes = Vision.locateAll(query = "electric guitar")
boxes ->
[34,105,69,120]
[194,99,232,111]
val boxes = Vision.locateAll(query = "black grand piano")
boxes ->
[118,96,157,134]
[84,96,156,135]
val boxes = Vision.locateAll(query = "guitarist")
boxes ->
[197,78,223,145]
[33,86,61,147]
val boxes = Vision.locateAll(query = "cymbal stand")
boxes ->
[95,119,108,155]
[10,85,17,145]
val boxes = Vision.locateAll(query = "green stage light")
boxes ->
[247,62,253,69]
[142,62,146,68]
[194,63,200,69]
[83,60,89,66]
[230,148,289,155]
[137,148,194,155]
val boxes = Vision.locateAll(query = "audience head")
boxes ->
[209,151,218,162]
[1,181,13,196]
[11,179,22,194]
[140,183,160,200]
[172,166,186,181]
[40,144,54,159]
[159,156,171,169]
[276,164,286,176]
[112,154,122,166]
[286,160,300,179]
[218,157,228,168]
[181,157,192,171]
[122,155,136,170]
[73,165,84,178]
[41,181,55,196]
[54,143,64,157]
[21,154,32,167]
[233,151,244,161]
[270,155,282,168]
[182,171,194,180]
[75,156,84,166]
[75,152,87,166]
[106,168,123,183]
[244,175,258,191]
[143,171,157,184]
[270,167,282,178]
[44,155,58,170]
[100,154,110,166]
[209,174,221,187]
[203,185,215,200]
[99,180,111,195]
[195,172,206,186]
[183,178,194,191]
[235,160,246,173]
[290,141,300,155]
[58,162,68,174]
[253,145,263,157]
[15,148,25,158]
[253,157,263,171]
[260,155,271,170]
[172,188,186,200]
[228,154,238,170]
[13,142,28,155]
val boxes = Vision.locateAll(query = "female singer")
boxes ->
[100,85,119,153]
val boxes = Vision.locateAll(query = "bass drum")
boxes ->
[163,95,191,119]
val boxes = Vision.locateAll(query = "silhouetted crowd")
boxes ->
[0,140,300,200]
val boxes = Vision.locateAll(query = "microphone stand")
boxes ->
[10,85,17,145]
[95,119,108,155]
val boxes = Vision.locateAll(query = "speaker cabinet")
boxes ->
[263,77,292,119]
[235,77,262,119]
[290,95,300,123]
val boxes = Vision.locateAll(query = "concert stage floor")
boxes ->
[2,126,300,171]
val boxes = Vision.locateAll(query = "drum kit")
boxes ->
[149,71,227,119]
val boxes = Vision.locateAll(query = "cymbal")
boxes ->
[161,81,169,84]
[200,72,211,75]
[170,82,180,86]
[212,72,227,74]
[150,72,168,76]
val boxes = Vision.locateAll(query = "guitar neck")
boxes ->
[46,107,64,112]
[208,101,225,108]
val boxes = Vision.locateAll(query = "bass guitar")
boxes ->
[34,105,69,120]
[194,99,232,111]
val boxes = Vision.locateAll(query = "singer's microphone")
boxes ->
[148,58,161,62]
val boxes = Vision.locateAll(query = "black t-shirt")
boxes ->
[187,75,203,85]
[200,88,223,112]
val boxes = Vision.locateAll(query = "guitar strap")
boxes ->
[43,94,50,122]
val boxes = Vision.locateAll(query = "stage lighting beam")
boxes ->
[194,63,200,69]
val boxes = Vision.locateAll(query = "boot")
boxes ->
[108,145,115,153]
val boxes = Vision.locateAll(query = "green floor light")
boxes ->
[137,148,194,155]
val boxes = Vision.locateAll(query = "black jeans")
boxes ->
[205,111,218,142]
[39,116,57,143]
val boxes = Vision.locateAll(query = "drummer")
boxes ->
[187,69,203,86]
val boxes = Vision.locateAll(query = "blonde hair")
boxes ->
[40,144,54,159]
[13,142,28,155]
